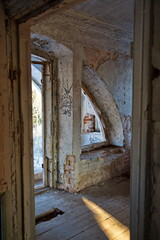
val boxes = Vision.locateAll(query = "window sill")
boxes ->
[80,145,125,161]
[81,141,108,152]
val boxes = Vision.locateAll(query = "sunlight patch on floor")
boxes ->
[82,197,130,240]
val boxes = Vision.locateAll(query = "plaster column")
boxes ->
[72,46,83,192]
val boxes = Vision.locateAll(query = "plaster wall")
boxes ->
[97,56,132,117]
[57,55,73,183]
[97,56,132,147]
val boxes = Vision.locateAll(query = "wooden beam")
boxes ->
[3,0,87,24]
[4,0,62,20]
[19,22,35,240]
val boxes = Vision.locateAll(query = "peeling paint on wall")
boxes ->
[84,47,119,71]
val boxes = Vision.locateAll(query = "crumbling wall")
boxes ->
[76,147,129,192]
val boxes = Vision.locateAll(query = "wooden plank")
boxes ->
[36,200,128,239]
[10,20,24,240]
[69,209,129,240]
[19,22,35,240]
[113,229,130,240]
[35,194,126,218]
[4,0,61,19]
[0,0,10,194]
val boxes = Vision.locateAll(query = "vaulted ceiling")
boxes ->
[71,0,133,32]
[3,0,134,34]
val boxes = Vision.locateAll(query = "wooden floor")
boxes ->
[35,177,130,240]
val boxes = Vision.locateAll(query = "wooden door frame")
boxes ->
[31,51,58,189]
[19,22,35,240]
[131,0,152,239]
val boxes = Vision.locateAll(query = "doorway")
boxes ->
[31,0,132,238]
[16,0,151,240]
[0,0,154,239]
[31,55,44,188]
[31,54,54,191]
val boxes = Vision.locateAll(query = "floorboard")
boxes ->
[35,176,130,240]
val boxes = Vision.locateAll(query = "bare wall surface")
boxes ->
[97,57,132,117]
[97,56,132,147]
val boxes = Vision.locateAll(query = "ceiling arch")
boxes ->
[82,65,124,146]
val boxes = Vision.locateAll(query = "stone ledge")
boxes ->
[80,146,125,161]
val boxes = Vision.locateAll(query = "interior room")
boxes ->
[0,0,160,240]
[30,1,132,238]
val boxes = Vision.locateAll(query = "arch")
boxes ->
[31,33,72,59]
[31,33,74,185]
[82,66,124,147]
[82,84,109,146]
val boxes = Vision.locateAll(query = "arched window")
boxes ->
[81,88,106,148]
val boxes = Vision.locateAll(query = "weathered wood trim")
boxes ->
[31,60,45,65]
[131,0,152,239]
[19,22,35,240]
[10,20,24,240]
[42,63,47,187]
[0,3,13,239]
[31,49,58,189]
[0,1,10,195]
[4,0,63,20]
[0,2,24,239]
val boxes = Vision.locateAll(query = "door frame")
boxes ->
[131,0,152,239]
[3,0,152,238]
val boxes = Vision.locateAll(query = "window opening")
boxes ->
[31,55,44,188]
[81,89,106,147]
